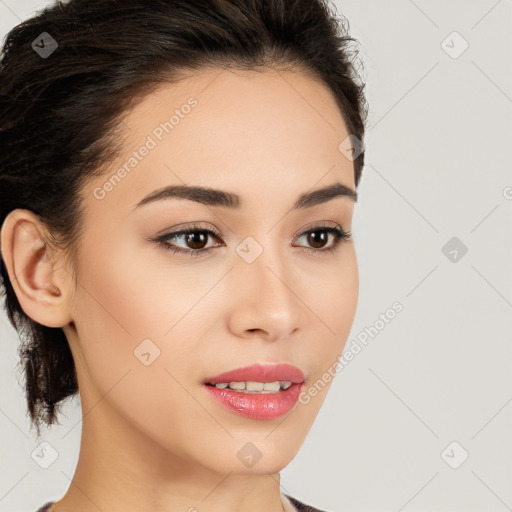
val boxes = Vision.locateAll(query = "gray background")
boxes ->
[1,1,511,511]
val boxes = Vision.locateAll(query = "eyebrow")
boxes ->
[132,181,357,211]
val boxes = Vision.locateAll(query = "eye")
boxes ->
[293,222,352,255]
[152,223,223,258]
[151,221,352,257]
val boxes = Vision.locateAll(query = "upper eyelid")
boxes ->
[160,220,343,237]
[155,222,348,248]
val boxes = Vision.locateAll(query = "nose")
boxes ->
[226,245,303,342]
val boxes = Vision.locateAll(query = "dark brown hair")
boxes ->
[0,0,368,438]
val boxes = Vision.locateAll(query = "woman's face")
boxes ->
[64,67,359,475]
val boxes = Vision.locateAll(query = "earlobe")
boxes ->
[0,209,73,328]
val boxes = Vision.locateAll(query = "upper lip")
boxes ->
[203,363,305,385]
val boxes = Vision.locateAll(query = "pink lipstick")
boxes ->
[202,363,305,420]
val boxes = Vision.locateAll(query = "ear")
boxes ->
[0,209,74,328]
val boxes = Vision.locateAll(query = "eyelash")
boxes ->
[151,222,352,258]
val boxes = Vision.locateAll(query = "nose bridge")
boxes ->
[236,233,288,294]
[232,234,301,334]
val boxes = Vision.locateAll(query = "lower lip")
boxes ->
[202,383,303,420]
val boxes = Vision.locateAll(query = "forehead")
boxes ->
[82,67,354,214]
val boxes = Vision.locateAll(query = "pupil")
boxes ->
[187,232,207,249]
[308,231,327,249]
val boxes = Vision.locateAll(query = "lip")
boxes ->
[203,363,305,385]
[202,363,305,420]
[202,382,303,420]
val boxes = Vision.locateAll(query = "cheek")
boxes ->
[331,255,359,345]
[301,247,359,351]
[76,225,221,340]
[289,248,358,417]
[70,228,224,399]
[70,235,217,453]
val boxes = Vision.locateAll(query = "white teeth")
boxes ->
[212,380,293,392]
[246,381,265,391]
[262,381,281,392]
[228,381,246,390]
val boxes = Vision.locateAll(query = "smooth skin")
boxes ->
[1,67,359,512]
